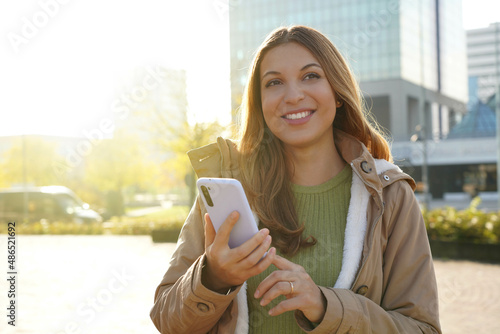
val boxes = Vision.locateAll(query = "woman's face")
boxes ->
[259,42,338,150]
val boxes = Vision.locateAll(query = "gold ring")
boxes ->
[289,281,294,294]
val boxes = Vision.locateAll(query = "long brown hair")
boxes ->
[237,25,392,256]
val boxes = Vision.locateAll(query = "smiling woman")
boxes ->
[151,25,441,334]
[259,43,339,155]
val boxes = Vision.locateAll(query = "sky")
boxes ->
[0,0,499,138]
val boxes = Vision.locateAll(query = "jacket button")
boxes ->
[383,175,390,181]
[197,303,209,312]
[361,161,372,173]
[356,285,369,295]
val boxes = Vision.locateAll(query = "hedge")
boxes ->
[424,197,499,244]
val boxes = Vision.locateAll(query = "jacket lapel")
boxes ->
[334,167,370,289]
[334,158,402,289]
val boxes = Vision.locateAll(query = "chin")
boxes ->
[280,136,316,149]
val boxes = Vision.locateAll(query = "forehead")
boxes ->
[260,42,320,74]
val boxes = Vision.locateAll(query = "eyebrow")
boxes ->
[261,62,322,81]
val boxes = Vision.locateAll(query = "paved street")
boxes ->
[0,235,499,333]
[434,259,500,333]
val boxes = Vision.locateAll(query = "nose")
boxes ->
[283,82,305,104]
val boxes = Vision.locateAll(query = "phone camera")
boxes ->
[200,185,214,207]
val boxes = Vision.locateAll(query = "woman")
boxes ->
[150,25,441,333]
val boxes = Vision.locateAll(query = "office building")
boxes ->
[390,21,500,202]
[467,22,500,105]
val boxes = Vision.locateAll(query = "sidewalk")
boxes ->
[434,259,500,333]
[0,235,498,333]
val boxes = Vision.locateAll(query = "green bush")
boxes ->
[424,197,500,244]
[0,221,104,235]
[106,206,188,235]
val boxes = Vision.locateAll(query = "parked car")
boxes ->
[0,186,102,223]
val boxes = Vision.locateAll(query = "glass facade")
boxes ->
[439,0,468,101]
[399,0,438,91]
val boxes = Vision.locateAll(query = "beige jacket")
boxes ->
[150,131,441,333]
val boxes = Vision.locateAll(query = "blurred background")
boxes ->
[1,0,500,333]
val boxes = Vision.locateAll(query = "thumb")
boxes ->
[204,213,216,249]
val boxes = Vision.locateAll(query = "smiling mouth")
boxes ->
[282,110,315,120]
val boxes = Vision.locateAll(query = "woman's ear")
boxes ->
[336,99,343,107]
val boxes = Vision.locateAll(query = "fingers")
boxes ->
[232,227,271,262]
[254,267,327,323]
[204,213,216,249]
[268,298,299,317]
[255,258,302,299]
[257,278,295,304]
[207,211,240,254]
[271,254,297,271]
[267,292,325,321]
[241,233,272,265]
[213,211,240,245]
[209,211,269,259]
[203,210,275,289]
[246,246,276,277]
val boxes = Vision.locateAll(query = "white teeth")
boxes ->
[284,111,312,120]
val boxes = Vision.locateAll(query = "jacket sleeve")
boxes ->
[296,181,441,333]
[150,196,241,334]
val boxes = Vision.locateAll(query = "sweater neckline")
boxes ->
[291,164,351,194]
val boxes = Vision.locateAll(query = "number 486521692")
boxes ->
[7,222,16,270]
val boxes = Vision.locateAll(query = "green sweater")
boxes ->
[247,165,352,333]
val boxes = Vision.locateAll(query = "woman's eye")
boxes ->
[304,73,320,80]
[265,79,281,87]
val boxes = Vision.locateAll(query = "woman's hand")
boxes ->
[202,211,276,293]
[254,255,327,324]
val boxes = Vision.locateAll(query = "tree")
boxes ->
[0,136,63,187]
[158,120,227,206]
[83,129,160,217]
[110,66,233,205]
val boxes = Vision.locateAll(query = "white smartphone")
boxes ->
[197,177,259,248]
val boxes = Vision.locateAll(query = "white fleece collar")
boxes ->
[334,159,400,289]
[333,163,370,289]
[234,159,401,333]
